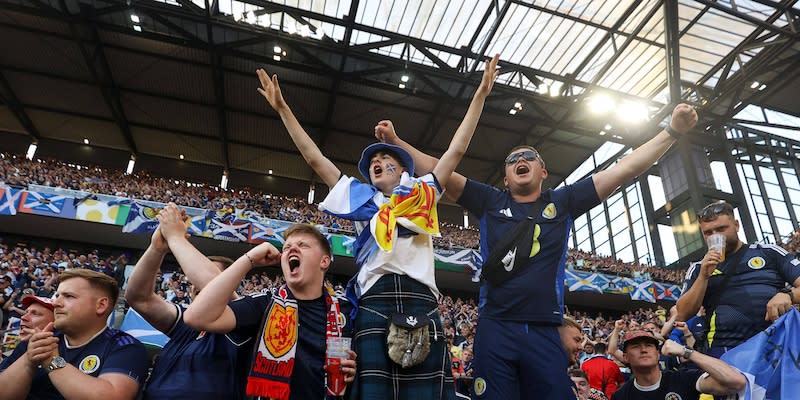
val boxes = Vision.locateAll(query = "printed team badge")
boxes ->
[79,355,100,374]
[542,203,557,219]
[748,256,766,270]
[337,312,347,329]
[474,377,487,396]
[664,392,682,400]
[264,300,298,357]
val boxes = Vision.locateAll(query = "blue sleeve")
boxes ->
[100,336,150,384]
[668,327,686,345]
[0,341,26,371]
[457,179,500,217]
[775,249,800,284]
[562,176,601,218]
[682,262,702,294]
[229,293,271,333]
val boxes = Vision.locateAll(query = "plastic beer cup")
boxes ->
[325,337,351,396]
[707,233,726,262]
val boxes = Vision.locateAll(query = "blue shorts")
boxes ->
[471,318,572,400]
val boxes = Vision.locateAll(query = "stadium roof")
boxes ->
[1,0,799,201]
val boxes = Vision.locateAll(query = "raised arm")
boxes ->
[183,242,281,333]
[592,104,697,201]
[661,339,745,395]
[431,54,499,188]
[124,226,176,333]
[676,257,719,321]
[375,54,500,200]
[157,204,224,294]
[256,69,340,187]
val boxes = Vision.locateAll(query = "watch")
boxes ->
[682,347,694,359]
[47,356,67,373]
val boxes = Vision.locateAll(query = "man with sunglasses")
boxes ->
[676,200,800,358]
[376,103,698,400]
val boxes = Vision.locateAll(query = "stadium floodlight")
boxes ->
[131,15,140,23]
[179,154,185,160]
[307,186,315,204]
[220,171,229,189]
[25,143,38,160]
[83,138,89,145]
[126,156,135,175]
[588,94,615,114]
[401,75,410,83]
[268,169,273,175]
[463,213,469,228]
[617,101,649,123]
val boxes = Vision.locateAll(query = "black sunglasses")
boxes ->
[505,150,540,165]
[697,202,733,222]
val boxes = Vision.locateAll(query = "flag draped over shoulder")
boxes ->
[370,172,439,252]
[721,308,800,400]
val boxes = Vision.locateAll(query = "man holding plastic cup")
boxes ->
[185,224,356,400]
[676,200,800,358]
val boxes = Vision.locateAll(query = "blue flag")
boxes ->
[120,308,169,348]
[122,202,161,234]
[721,308,800,400]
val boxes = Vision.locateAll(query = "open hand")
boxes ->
[477,53,501,98]
[256,69,289,112]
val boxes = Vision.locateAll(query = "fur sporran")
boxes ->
[386,313,431,368]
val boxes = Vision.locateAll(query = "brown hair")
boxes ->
[283,224,331,257]
[561,317,581,330]
[60,269,120,309]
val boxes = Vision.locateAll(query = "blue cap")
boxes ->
[357,143,415,184]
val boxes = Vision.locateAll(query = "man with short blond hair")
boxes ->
[0,269,149,400]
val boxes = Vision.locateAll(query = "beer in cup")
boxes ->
[325,337,351,396]
[706,233,726,262]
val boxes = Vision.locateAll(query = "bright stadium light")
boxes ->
[26,143,38,160]
[617,101,649,123]
[307,186,315,204]
[588,94,615,114]
[220,171,229,189]
[126,156,135,175]
[463,213,469,228]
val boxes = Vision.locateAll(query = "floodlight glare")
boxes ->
[617,101,649,123]
[588,94,615,114]
[401,75,410,83]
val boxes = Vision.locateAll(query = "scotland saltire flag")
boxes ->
[122,202,161,234]
[185,208,209,236]
[208,217,250,242]
[630,280,656,303]
[248,220,289,245]
[18,190,76,218]
[721,308,800,400]
[120,308,169,348]
[565,270,603,293]
[0,187,22,215]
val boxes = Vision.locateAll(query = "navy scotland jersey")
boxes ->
[0,328,149,400]
[229,291,353,400]
[458,176,600,324]
[144,304,253,400]
[683,243,800,348]
[611,369,705,400]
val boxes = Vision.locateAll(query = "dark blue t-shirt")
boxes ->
[144,304,253,400]
[0,328,149,400]
[683,243,800,348]
[458,176,600,324]
[229,291,353,400]
[611,369,704,400]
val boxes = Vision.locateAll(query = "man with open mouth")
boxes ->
[379,103,698,400]
[250,51,500,400]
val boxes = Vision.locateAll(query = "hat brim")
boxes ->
[358,143,415,184]
[21,295,55,311]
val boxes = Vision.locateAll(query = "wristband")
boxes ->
[665,125,682,140]
[244,252,256,269]
[780,287,795,304]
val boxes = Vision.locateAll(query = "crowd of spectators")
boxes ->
[2,152,702,284]
[780,229,800,254]
[567,249,686,284]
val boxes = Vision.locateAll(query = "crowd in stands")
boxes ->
[780,229,800,254]
[567,249,686,284]
[2,152,697,285]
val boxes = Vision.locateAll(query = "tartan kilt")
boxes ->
[349,274,456,400]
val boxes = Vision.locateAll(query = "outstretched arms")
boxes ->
[430,54,499,188]
[256,70,341,188]
[592,104,697,201]
[375,54,501,200]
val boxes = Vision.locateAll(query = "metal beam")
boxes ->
[206,0,230,173]
[0,70,42,140]
[663,0,681,105]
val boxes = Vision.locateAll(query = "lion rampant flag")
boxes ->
[371,173,440,252]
